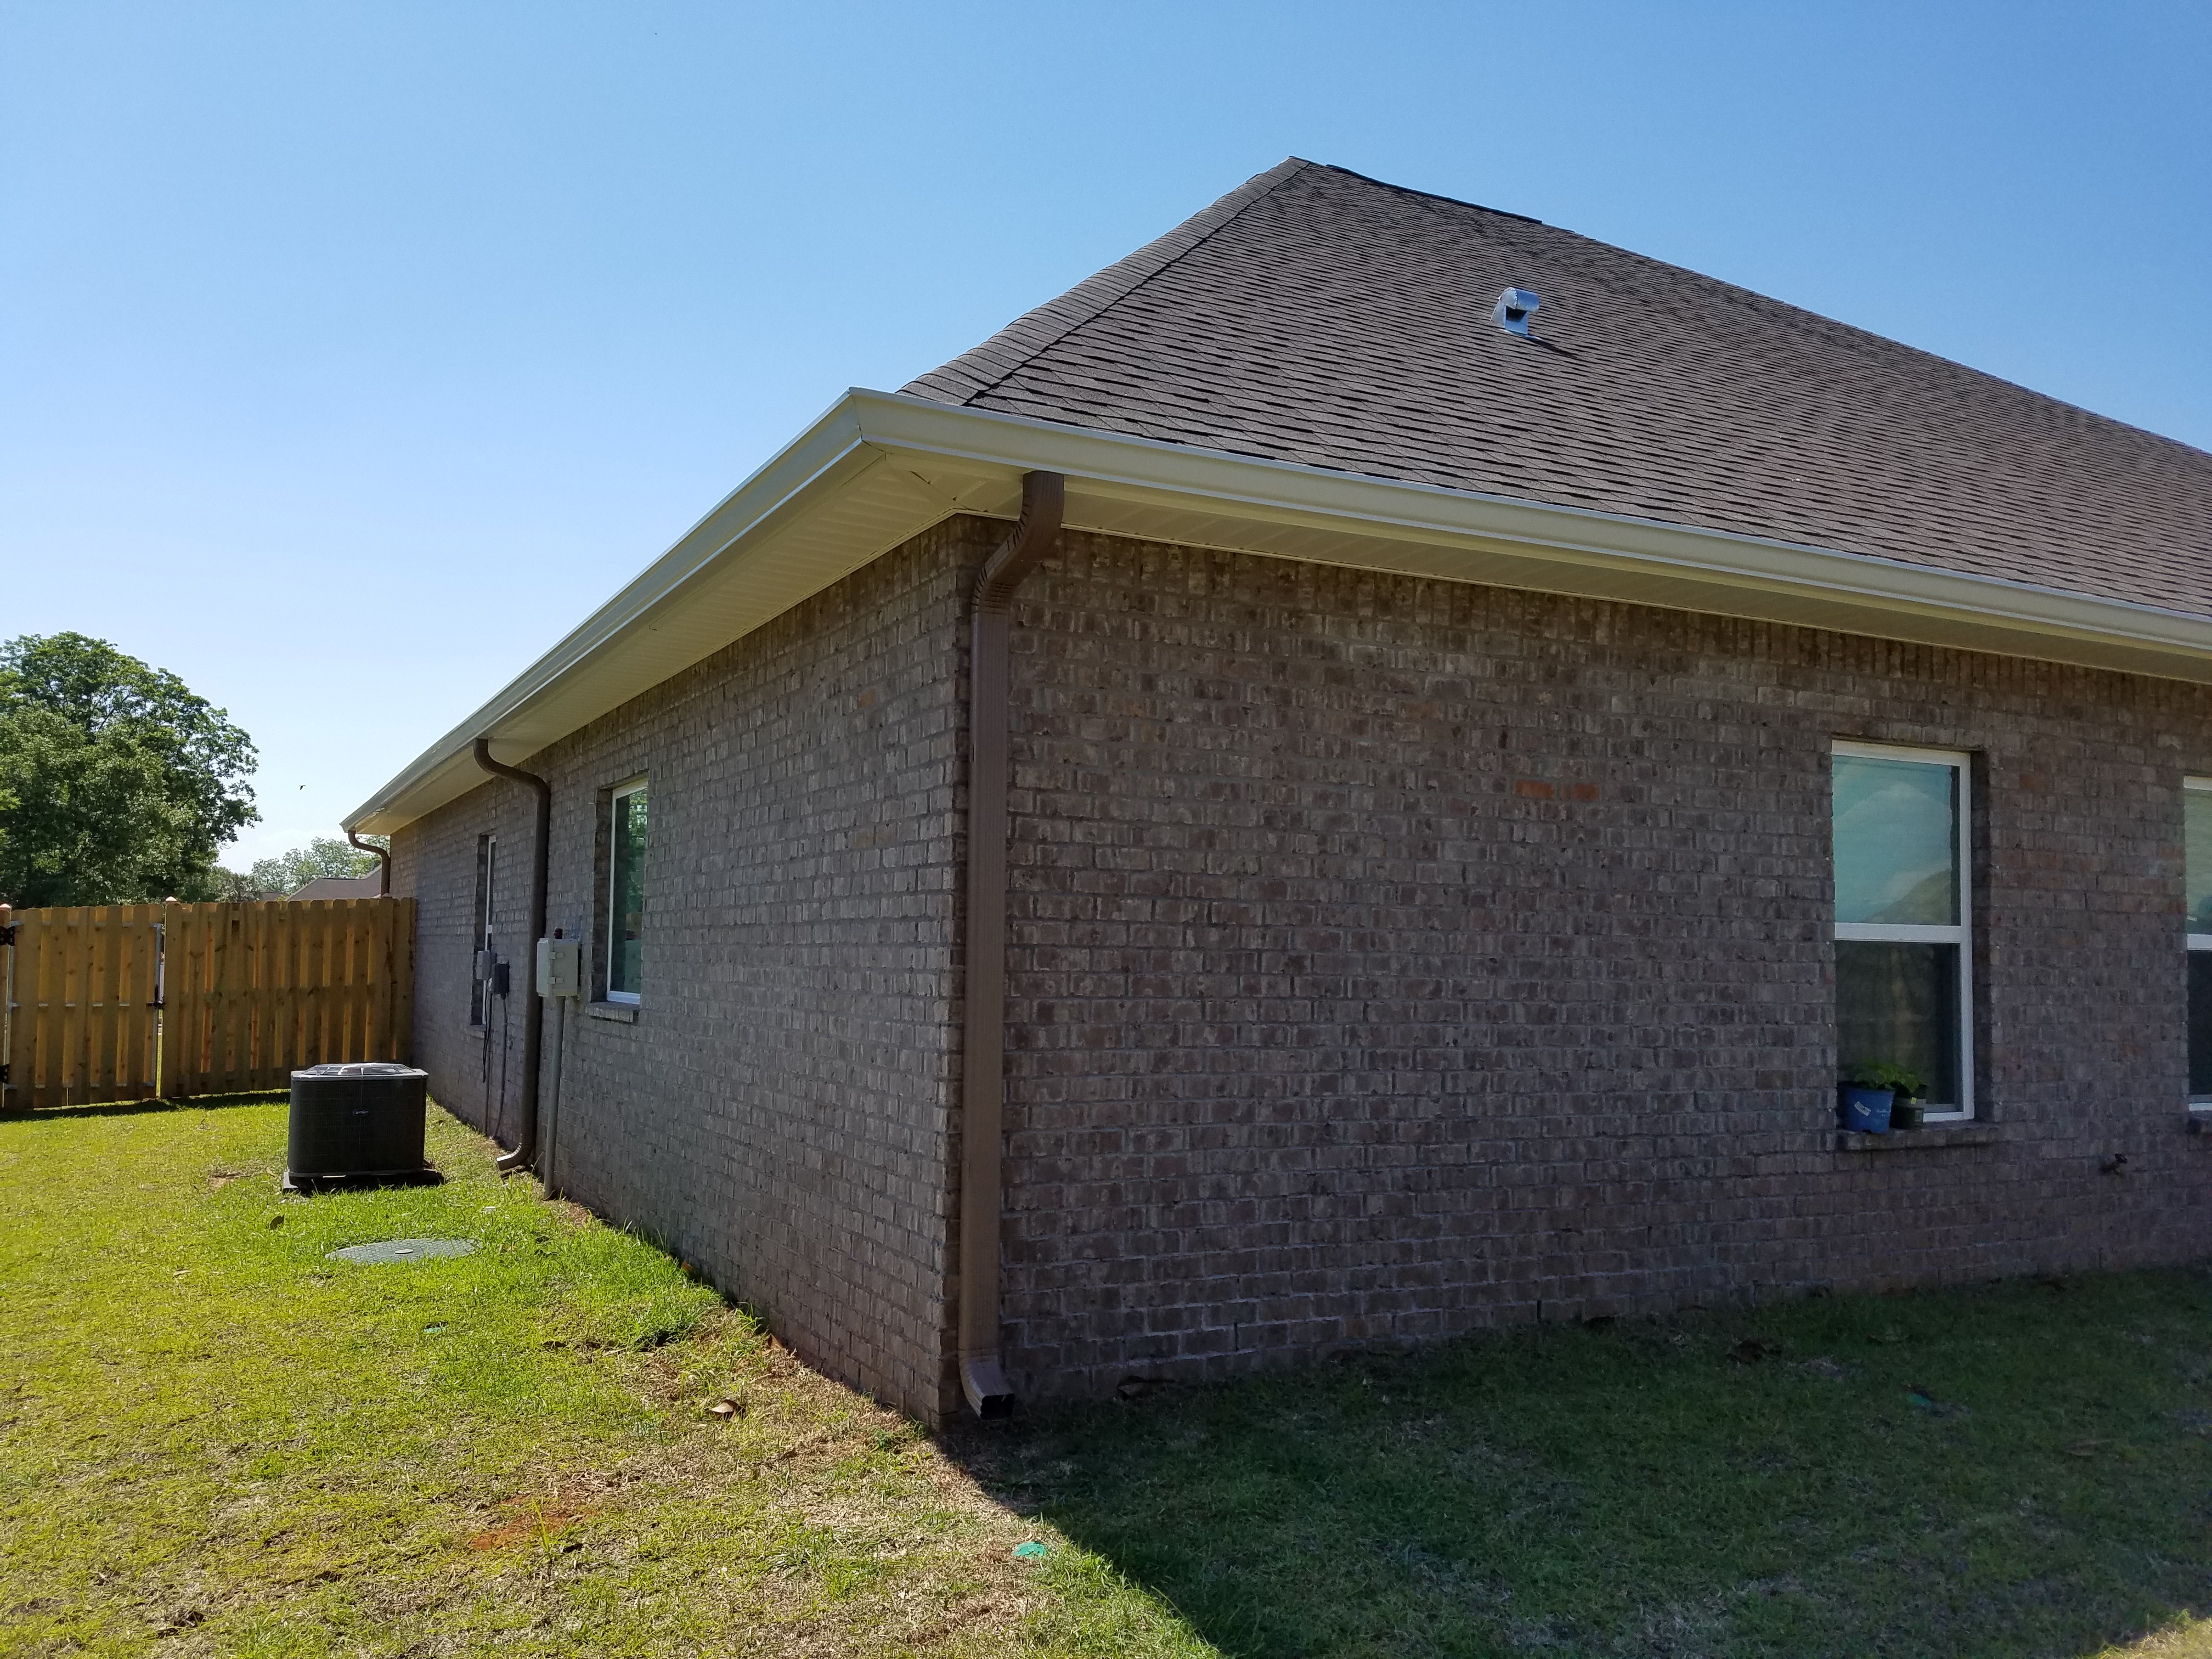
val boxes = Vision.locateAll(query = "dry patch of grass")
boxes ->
[2098,1618,2212,1657]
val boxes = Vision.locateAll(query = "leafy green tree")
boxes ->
[209,866,278,902]
[239,835,385,898]
[0,633,258,907]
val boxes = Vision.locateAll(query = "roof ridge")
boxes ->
[1306,161,1545,225]
[900,159,1312,407]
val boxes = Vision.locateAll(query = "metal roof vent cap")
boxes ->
[1494,287,1541,337]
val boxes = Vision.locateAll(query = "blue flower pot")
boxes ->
[1839,1085,1894,1133]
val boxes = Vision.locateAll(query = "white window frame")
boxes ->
[604,777,647,1005]
[2185,776,2212,1104]
[1832,740,1974,1121]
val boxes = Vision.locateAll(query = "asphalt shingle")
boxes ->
[904,160,2212,618]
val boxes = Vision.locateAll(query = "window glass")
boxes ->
[2187,788,2212,934]
[1838,941,1960,1106]
[2188,783,2212,1102]
[2191,955,2212,1099]
[1833,755,1957,926]
[608,785,647,999]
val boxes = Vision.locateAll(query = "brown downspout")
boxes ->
[472,737,549,1175]
[346,828,392,897]
[958,470,1065,1418]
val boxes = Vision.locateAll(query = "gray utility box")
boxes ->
[286,1062,432,1188]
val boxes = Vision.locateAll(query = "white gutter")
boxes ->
[348,387,2212,833]
[861,393,2212,660]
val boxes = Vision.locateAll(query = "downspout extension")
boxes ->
[472,737,549,1175]
[958,470,1065,1419]
[346,828,392,897]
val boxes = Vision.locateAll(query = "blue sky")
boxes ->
[4,1,2207,866]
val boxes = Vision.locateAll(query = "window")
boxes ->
[470,833,496,1026]
[605,780,648,1002]
[1832,742,1972,1119]
[2186,779,2212,1102]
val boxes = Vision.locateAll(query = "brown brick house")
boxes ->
[349,160,2212,1424]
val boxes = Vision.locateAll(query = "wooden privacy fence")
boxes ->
[0,898,414,1109]
[0,904,162,1109]
[164,899,415,1097]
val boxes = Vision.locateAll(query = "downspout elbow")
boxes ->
[958,470,1064,1419]
[346,828,392,897]
[472,737,550,1175]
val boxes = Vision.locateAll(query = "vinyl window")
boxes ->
[1832,741,1973,1119]
[605,780,648,1003]
[2186,779,2212,1102]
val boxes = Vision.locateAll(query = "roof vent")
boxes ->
[1493,287,1541,337]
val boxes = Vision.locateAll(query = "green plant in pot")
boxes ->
[1841,1062,1927,1130]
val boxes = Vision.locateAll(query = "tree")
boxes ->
[210,866,278,902]
[234,834,385,899]
[0,633,258,907]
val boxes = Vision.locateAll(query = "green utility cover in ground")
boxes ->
[324,1238,476,1265]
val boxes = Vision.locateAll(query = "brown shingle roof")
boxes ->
[905,159,2212,617]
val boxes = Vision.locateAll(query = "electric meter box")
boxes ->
[537,937,583,998]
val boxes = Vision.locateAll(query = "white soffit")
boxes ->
[349,388,2212,833]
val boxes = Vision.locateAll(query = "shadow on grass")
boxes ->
[0,1090,287,1125]
[949,1268,2212,1658]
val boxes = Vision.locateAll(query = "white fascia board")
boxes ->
[350,387,2212,833]
[856,391,2212,664]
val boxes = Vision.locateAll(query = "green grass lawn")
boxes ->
[0,1097,1194,1657]
[978,1285,2212,1658]
[4,1096,2211,1657]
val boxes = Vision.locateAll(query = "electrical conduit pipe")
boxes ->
[472,737,549,1175]
[958,470,1064,1418]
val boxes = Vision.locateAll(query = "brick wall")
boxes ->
[393,509,2212,1419]
[393,518,986,1420]
[996,528,2212,1397]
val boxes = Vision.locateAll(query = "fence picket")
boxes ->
[88,908,114,1096]
[12,915,43,1107]
[125,906,157,1098]
[87,909,118,1098]
[58,910,86,1102]
[287,903,312,1071]
[8,913,47,1106]
[162,902,197,1099]
[363,898,387,1062]
[177,900,211,1099]
[242,902,269,1088]
[303,901,330,1070]
[226,904,251,1092]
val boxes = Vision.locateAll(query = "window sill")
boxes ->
[2187,1105,2212,1133]
[1836,1122,2000,1153]
[585,1001,640,1024]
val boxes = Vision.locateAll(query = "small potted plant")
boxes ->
[1838,1063,1925,1133]
[1887,1074,1929,1131]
